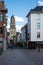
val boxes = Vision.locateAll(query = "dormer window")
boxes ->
[0,14,3,21]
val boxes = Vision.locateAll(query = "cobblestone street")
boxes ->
[0,49,43,65]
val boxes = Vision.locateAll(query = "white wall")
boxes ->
[31,13,43,41]
[17,34,20,42]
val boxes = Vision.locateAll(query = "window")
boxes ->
[36,14,40,20]
[37,32,40,38]
[37,23,40,29]
[0,28,3,34]
[0,14,3,21]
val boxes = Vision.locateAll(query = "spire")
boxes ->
[10,10,14,18]
[11,15,14,19]
[12,10,14,15]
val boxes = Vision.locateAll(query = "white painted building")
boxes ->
[17,33,21,42]
[21,27,26,42]
[26,6,43,48]
[21,23,28,42]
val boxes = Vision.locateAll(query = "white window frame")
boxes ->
[36,14,40,20]
[37,22,40,29]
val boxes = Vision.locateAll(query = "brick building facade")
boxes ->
[0,0,8,51]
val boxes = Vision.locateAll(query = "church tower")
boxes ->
[10,15,16,43]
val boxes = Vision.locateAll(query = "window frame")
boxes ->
[37,22,40,29]
[36,13,40,20]
[37,32,40,38]
[0,14,3,21]
[0,27,3,34]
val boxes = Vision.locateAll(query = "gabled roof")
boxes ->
[26,6,43,17]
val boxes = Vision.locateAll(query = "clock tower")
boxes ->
[10,15,16,44]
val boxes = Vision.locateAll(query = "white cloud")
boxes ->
[16,25,22,32]
[6,25,22,32]
[8,18,10,22]
[15,16,24,22]
[6,16,24,32]
[38,1,43,5]
[6,18,10,29]
[6,25,10,29]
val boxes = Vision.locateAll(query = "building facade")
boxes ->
[21,23,28,43]
[10,15,16,44]
[17,33,21,42]
[0,0,8,51]
[26,6,43,48]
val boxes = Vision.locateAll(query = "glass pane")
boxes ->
[0,14,3,21]
[36,14,40,20]
[37,23,40,29]
[37,32,40,38]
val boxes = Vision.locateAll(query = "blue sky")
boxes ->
[4,0,43,32]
